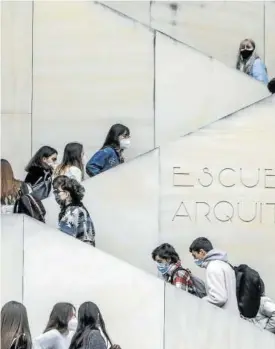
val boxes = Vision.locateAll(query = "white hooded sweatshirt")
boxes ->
[202,250,239,315]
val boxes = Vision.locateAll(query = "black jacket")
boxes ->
[24,165,52,186]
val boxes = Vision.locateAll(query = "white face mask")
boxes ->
[68,317,78,331]
[119,138,131,150]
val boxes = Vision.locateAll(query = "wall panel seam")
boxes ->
[30,0,34,155]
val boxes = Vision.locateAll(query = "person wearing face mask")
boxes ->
[189,237,239,315]
[54,142,85,183]
[236,38,268,84]
[24,146,58,200]
[152,243,196,293]
[53,176,95,246]
[33,303,77,349]
[86,124,130,177]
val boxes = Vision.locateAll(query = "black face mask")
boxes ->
[240,49,253,60]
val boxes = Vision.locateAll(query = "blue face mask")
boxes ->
[157,262,169,275]
[194,259,203,267]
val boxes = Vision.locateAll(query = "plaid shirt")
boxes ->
[165,262,194,293]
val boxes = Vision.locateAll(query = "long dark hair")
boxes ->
[70,302,112,349]
[102,124,130,150]
[1,159,22,204]
[44,302,75,334]
[25,146,57,172]
[56,143,84,180]
[1,301,32,349]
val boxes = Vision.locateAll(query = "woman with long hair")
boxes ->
[86,124,130,177]
[1,159,30,214]
[34,302,76,349]
[69,302,107,349]
[236,38,268,84]
[53,176,95,246]
[54,143,85,183]
[25,146,58,200]
[1,301,32,349]
[77,302,120,349]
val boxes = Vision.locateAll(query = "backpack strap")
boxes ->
[27,194,46,222]
[170,266,191,284]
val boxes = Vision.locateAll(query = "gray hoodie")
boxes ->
[201,250,239,315]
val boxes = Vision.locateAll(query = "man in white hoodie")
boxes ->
[189,237,239,315]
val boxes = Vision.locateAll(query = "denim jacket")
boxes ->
[86,147,123,177]
[251,58,269,85]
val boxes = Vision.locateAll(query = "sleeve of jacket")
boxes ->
[252,59,269,85]
[86,149,109,177]
[261,299,275,333]
[87,330,107,349]
[203,264,228,307]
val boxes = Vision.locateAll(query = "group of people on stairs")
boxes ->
[1,301,121,349]
[1,124,131,247]
[152,238,275,335]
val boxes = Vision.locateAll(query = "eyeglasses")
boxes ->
[53,189,65,195]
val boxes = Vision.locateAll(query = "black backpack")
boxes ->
[170,267,207,298]
[231,264,263,318]
[14,193,46,223]
[30,171,52,201]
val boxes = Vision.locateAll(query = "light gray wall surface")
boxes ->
[155,32,269,146]
[1,1,32,178]
[2,215,275,348]
[44,95,275,300]
[32,1,154,168]
[1,1,271,180]
[0,215,24,305]
[164,283,275,349]
[44,149,160,274]
[105,1,275,78]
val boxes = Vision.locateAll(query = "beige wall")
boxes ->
[155,32,269,147]
[0,215,24,305]
[2,1,271,180]
[32,1,154,166]
[265,2,275,78]
[159,95,275,297]
[44,149,160,274]
[44,96,275,299]
[106,1,275,80]
[2,215,275,348]
[1,1,32,178]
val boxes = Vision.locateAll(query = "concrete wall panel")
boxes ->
[103,1,151,25]
[265,2,275,79]
[32,1,154,161]
[155,32,269,146]
[1,114,32,179]
[1,215,24,306]
[165,283,275,348]
[1,1,32,114]
[43,149,160,274]
[23,216,164,349]
[160,96,275,298]
[151,2,265,70]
